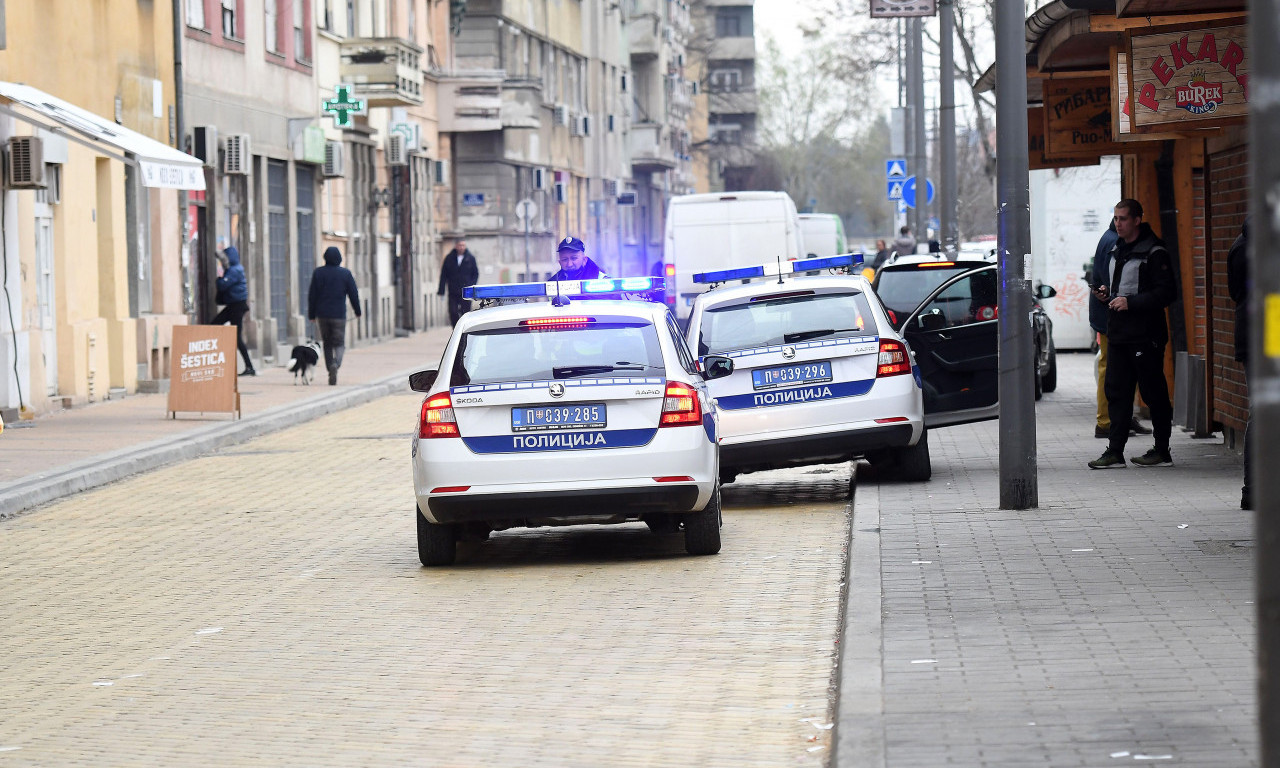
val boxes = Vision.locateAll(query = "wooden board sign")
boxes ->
[1042,78,1127,159]
[1127,19,1248,130]
[167,325,241,418]
[1029,105,1098,171]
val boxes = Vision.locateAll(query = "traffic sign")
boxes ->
[902,176,935,209]
[516,198,538,221]
[886,159,908,179]
[887,180,905,201]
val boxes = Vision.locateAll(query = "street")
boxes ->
[0,393,850,767]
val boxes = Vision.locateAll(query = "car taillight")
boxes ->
[877,339,911,377]
[659,381,702,426]
[419,393,459,438]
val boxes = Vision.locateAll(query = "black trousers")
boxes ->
[1105,339,1173,452]
[447,296,470,326]
[211,300,253,372]
[316,317,347,372]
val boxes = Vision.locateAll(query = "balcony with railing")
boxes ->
[628,0,663,60]
[709,87,757,115]
[340,37,426,107]
[629,122,677,172]
[439,70,504,132]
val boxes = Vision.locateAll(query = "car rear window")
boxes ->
[450,321,665,386]
[696,291,878,355]
[873,266,972,325]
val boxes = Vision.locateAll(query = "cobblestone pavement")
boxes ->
[0,392,853,767]
[845,351,1255,767]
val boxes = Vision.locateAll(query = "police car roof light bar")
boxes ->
[692,253,865,285]
[463,277,667,301]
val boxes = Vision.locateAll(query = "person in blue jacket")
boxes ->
[549,236,607,281]
[212,246,255,376]
[308,246,362,385]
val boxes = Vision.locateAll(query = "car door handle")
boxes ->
[935,332,951,340]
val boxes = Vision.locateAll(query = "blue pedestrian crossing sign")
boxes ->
[885,159,908,179]
[902,176,935,209]
[887,180,906,201]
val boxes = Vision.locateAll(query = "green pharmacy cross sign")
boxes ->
[323,85,366,128]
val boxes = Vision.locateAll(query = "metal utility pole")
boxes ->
[994,0,1037,509]
[909,17,927,240]
[1252,0,1280,760]
[939,0,958,254]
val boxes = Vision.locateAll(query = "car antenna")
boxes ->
[775,252,784,285]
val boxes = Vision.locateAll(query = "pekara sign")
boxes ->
[1126,20,1248,131]
[1041,78,1127,159]
[167,325,241,419]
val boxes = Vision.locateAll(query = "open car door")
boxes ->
[901,264,999,428]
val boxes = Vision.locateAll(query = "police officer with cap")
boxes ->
[550,236,608,281]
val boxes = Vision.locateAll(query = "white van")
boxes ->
[797,213,847,258]
[663,192,805,321]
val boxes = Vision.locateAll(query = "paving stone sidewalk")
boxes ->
[836,351,1255,767]
[0,327,453,519]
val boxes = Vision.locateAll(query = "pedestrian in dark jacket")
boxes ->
[308,246,362,386]
[212,246,255,376]
[1088,199,1177,470]
[438,239,479,326]
[1226,217,1252,508]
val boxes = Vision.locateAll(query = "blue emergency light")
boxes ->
[692,253,864,284]
[463,277,666,301]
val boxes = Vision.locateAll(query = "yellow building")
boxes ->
[0,1,203,418]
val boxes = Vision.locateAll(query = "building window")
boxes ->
[320,0,333,31]
[222,0,238,37]
[187,0,206,28]
[715,13,740,37]
[294,0,309,60]
[711,123,742,144]
[710,69,742,91]
[266,0,280,52]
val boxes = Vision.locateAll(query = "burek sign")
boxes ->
[1127,20,1248,130]
[167,325,241,418]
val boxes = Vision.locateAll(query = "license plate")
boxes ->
[752,361,833,390]
[511,403,607,432]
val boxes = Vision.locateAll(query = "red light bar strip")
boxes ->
[520,316,594,327]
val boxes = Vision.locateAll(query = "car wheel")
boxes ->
[1033,346,1044,401]
[893,432,932,482]
[1041,340,1058,393]
[684,486,722,556]
[417,505,457,566]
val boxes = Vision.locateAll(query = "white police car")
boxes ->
[685,255,931,483]
[408,277,734,566]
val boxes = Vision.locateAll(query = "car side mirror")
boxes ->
[918,309,946,331]
[408,369,438,392]
[1036,283,1057,299]
[700,355,734,381]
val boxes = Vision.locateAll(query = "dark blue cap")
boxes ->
[556,236,585,252]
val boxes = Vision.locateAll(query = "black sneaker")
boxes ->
[240,368,256,377]
[1130,448,1173,467]
[1088,450,1126,469]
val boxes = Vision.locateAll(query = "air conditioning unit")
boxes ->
[433,158,449,186]
[323,141,345,178]
[603,178,618,196]
[553,105,570,126]
[224,133,250,175]
[6,137,46,189]
[386,133,408,166]
[192,125,218,168]
[571,115,587,137]
[532,167,547,191]
[553,181,566,204]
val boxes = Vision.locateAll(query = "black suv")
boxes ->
[871,252,1058,427]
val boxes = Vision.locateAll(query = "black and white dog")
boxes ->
[287,340,323,385]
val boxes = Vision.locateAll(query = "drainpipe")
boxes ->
[172,0,191,317]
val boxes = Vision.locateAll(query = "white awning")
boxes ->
[0,81,205,191]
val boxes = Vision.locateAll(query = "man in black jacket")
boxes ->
[308,246,362,385]
[549,236,606,281]
[1227,217,1251,508]
[1088,199,1177,469]
[438,239,479,326]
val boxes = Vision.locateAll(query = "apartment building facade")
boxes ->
[690,0,756,191]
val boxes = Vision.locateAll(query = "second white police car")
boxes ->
[408,277,733,566]
[684,255,933,484]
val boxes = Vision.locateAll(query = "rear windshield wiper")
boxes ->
[783,327,863,343]
[552,364,649,378]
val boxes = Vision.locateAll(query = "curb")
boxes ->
[831,467,885,767]
[0,369,416,520]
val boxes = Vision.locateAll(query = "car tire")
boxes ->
[684,486,722,556]
[893,432,932,482]
[417,506,457,566]
[1033,346,1044,401]
[1041,340,1058,393]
